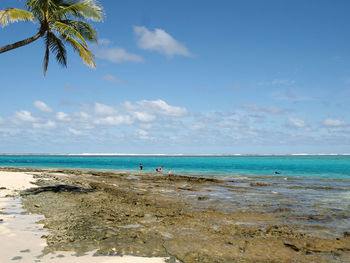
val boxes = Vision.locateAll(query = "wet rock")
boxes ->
[307,215,328,221]
[250,182,270,187]
[284,241,301,252]
[13,167,350,263]
[274,207,292,213]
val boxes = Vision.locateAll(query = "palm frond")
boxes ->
[0,8,34,27]
[59,20,97,42]
[52,21,88,46]
[26,0,59,21]
[1,0,103,75]
[43,32,51,76]
[47,31,67,67]
[53,0,104,22]
[62,32,95,67]
[25,0,45,21]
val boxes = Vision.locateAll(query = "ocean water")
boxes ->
[0,155,349,179]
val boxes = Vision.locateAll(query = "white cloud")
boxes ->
[133,111,156,122]
[56,112,70,121]
[95,46,144,63]
[134,26,191,57]
[241,103,286,114]
[93,103,117,116]
[65,100,186,128]
[33,120,56,129]
[68,127,83,135]
[122,101,138,111]
[0,116,4,124]
[122,100,188,121]
[101,74,124,84]
[5,98,350,152]
[137,129,148,139]
[322,118,348,127]
[34,101,53,113]
[74,112,89,120]
[136,129,154,140]
[288,117,307,128]
[14,110,37,122]
[189,123,205,130]
[137,99,188,117]
[139,123,152,130]
[93,115,132,126]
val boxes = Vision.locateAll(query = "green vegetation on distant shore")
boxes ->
[0,0,104,75]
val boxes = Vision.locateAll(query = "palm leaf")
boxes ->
[62,33,95,67]
[25,0,45,21]
[52,21,88,46]
[43,31,68,75]
[0,8,35,27]
[26,0,59,21]
[59,20,97,42]
[48,31,67,67]
[53,0,104,22]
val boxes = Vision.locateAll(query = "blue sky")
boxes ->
[0,0,350,154]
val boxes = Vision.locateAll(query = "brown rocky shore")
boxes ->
[1,167,350,262]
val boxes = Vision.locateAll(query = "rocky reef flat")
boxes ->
[1,167,350,262]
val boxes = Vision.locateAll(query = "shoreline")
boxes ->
[0,170,167,263]
[0,167,349,262]
[1,165,350,182]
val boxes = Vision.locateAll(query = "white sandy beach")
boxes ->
[0,171,167,263]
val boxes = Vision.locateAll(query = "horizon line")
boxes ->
[0,153,350,156]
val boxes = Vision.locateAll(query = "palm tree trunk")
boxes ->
[0,32,41,54]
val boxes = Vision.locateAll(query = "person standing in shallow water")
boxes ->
[139,163,143,170]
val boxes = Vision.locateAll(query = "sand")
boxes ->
[0,171,167,263]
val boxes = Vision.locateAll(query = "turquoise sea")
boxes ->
[0,155,349,179]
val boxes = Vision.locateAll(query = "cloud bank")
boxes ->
[1,99,349,153]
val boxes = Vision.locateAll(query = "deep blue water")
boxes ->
[1,155,350,179]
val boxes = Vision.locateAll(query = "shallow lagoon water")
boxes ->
[1,155,350,179]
